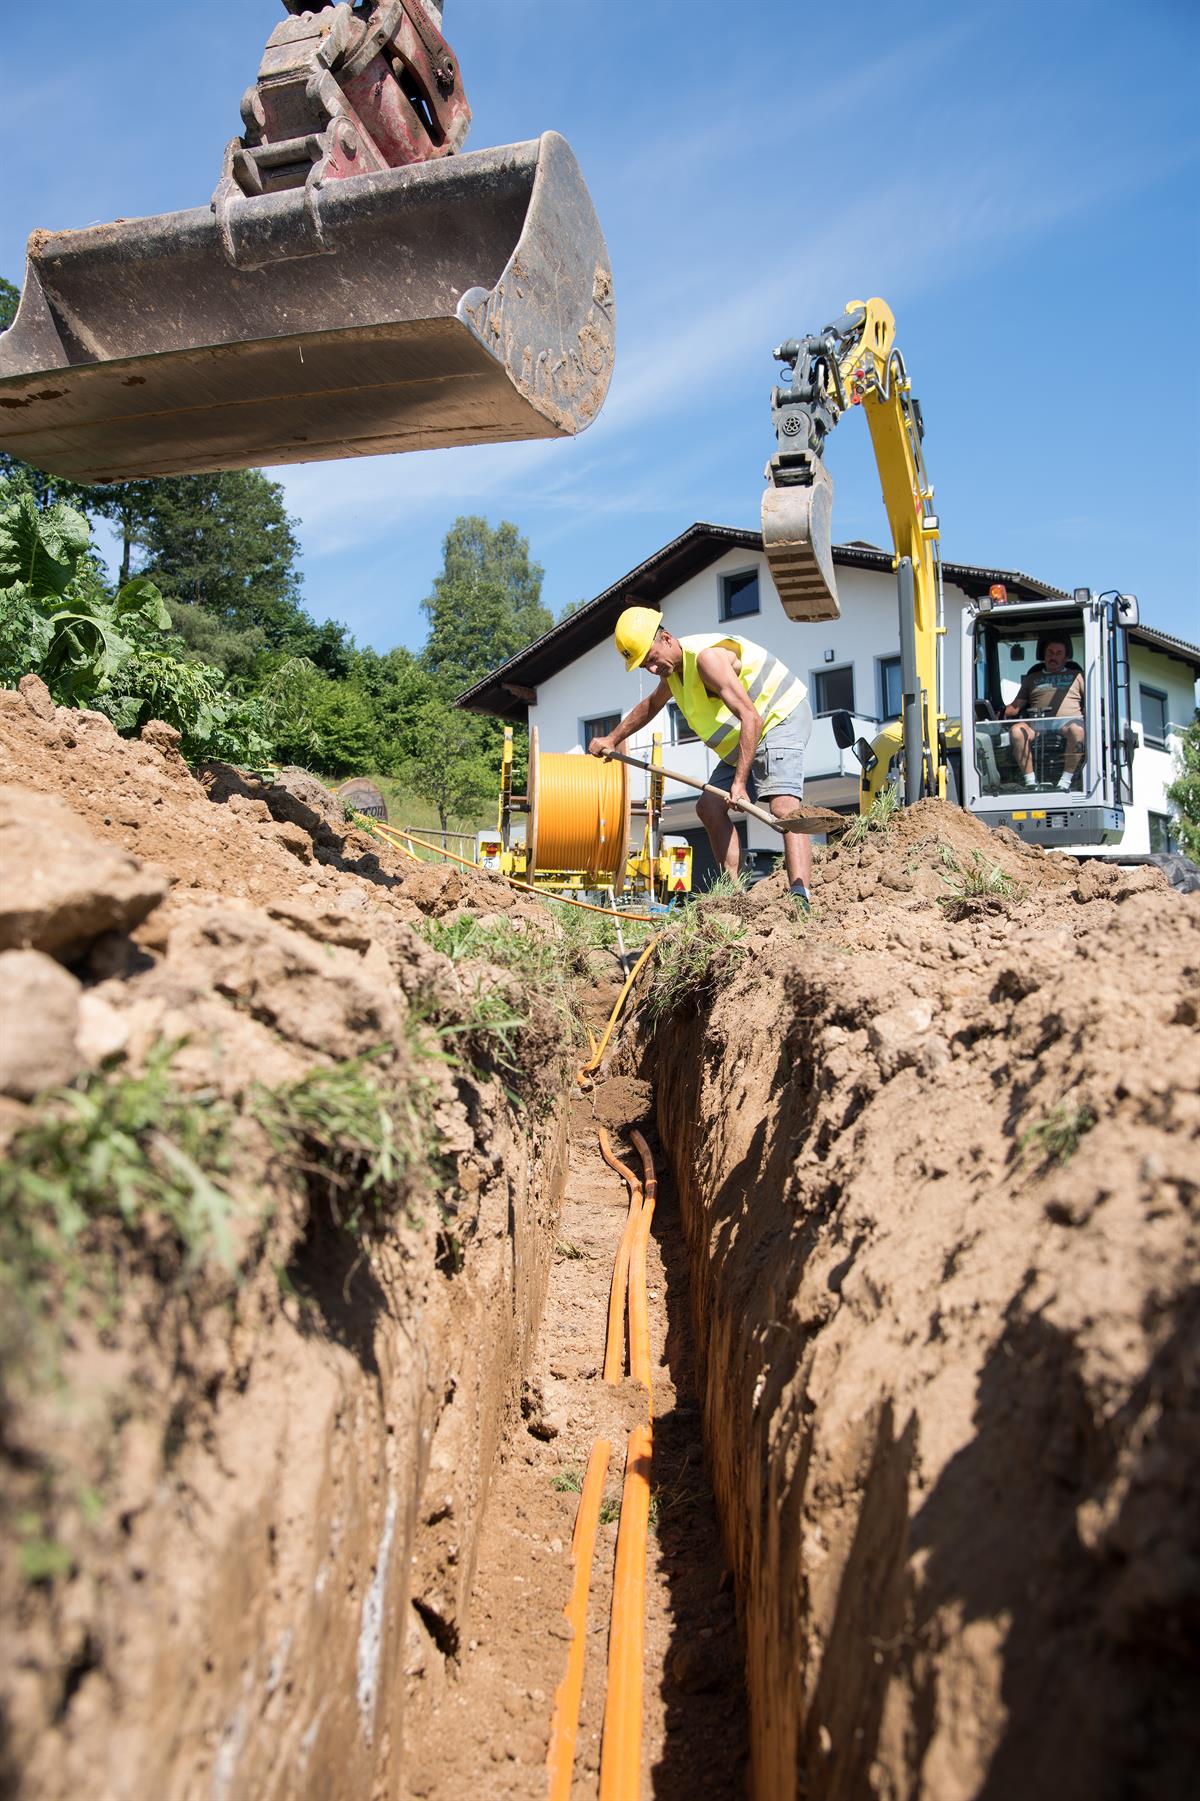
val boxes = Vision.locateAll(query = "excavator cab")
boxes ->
[0,1,614,482]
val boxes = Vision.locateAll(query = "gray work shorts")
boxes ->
[709,699,812,802]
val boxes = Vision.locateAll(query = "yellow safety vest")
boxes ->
[667,633,807,762]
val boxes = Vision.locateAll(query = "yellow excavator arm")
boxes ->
[762,297,946,802]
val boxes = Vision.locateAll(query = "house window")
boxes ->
[812,664,855,714]
[1140,686,1169,750]
[581,712,620,750]
[878,655,902,721]
[1148,812,1176,854]
[669,702,698,744]
[719,569,760,621]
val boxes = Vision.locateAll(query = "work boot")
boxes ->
[789,881,811,916]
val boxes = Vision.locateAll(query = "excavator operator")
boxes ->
[589,607,814,910]
[1002,631,1086,793]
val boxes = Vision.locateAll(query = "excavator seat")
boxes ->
[0,4,613,483]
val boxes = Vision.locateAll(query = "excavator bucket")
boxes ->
[0,131,614,483]
[761,460,841,622]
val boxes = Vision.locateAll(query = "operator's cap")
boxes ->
[614,605,663,672]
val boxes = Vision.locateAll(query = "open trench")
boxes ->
[403,1071,748,1799]
[3,679,1195,1801]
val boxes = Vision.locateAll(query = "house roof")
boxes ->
[1129,622,1200,675]
[456,519,1196,720]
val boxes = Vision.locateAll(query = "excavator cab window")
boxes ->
[973,617,1088,798]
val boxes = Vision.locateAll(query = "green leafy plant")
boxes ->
[1165,713,1200,862]
[551,1468,584,1494]
[1019,1102,1096,1166]
[0,483,271,762]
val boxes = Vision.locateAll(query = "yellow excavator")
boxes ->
[762,297,1141,854]
[0,1,614,483]
[762,296,946,804]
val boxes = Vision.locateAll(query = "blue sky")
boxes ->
[3,0,1197,648]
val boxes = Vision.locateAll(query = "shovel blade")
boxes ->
[761,459,840,622]
[0,132,614,482]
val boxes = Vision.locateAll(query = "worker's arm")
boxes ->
[695,646,761,806]
[588,680,671,756]
[1002,674,1034,720]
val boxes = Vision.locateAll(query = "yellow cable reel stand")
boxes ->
[525,728,631,894]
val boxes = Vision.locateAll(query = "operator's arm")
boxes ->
[1003,674,1034,720]
[696,646,762,802]
[588,680,671,756]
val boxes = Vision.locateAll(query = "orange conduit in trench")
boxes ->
[546,1437,613,1801]
[598,1127,643,1385]
[599,1131,659,1800]
[577,936,663,1088]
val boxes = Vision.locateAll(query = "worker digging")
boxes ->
[587,611,817,911]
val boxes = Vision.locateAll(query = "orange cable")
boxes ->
[598,1422,654,1801]
[577,936,663,1084]
[546,1437,612,1801]
[598,1128,643,1385]
[358,815,659,924]
[627,1132,658,1405]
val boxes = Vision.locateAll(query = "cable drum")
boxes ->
[526,727,631,894]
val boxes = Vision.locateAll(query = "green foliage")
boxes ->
[1018,1101,1096,1167]
[552,1467,583,1493]
[0,482,271,762]
[421,516,552,691]
[1165,713,1200,861]
[843,782,901,847]
[399,694,501,835]
[0,274,16,330]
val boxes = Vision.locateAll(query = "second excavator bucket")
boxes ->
[0,131,614,483]
[761,459,841,622]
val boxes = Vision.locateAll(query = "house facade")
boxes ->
[459,524,1199,877]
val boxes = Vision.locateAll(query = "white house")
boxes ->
[458,524,1199,879]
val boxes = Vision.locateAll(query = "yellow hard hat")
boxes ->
[614,605,663,672]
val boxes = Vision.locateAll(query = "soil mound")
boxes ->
[648,798,1199,1800]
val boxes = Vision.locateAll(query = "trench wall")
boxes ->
[649,915,1199,1801]
[10,1091,566,1801]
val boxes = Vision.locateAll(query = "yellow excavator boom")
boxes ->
[762,297,945,800]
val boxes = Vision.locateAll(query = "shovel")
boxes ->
[603,750,847,836]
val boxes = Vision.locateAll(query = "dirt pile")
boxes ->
[0,680,573,1799]
[646,800,1199,1799]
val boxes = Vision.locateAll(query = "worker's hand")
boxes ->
[588,735,616,758]
[728,778,751,811]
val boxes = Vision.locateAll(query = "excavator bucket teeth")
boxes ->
[0,132,614,483]
[761,460,841,622]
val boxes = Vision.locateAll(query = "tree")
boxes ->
[421,517,553,691]
[136,470,303,637]
[400,694,497,839]
[1166,713,1200,861]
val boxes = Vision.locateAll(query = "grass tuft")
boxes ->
[842,783,901,848]
[938,848,1028,916]
[644,898,747,1020]
[1019,1102,1096,1166]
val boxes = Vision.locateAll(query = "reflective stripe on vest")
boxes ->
[667,633,807,762]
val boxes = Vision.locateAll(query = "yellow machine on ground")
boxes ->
[475,729,693,906]
[762,299,1141,853]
